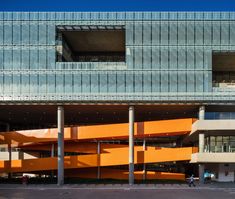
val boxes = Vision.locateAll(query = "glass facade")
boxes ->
[1,12,235,102]
[205,136,235,153]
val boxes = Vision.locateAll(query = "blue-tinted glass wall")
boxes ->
[1,12,235,102]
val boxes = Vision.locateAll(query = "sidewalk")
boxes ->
[0,182,234,189]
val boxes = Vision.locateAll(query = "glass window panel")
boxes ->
[39,24,47,45]
[0,49,3,69]
[195,21,203,45]
[152,72,160,92]
[108,73,116,93]
[38,74,47,94]
[21,74,29,94]
[152,47,160,69]
[64,74,72,93]
[187,21,194,45]
[143,22,151,45]
[73,73,82,93]
[4,48,12,70]
[81,73,90,93]
[186,47,195,69]
[160,72,169,92]
[12,49,21,70]
[116,73,125,93]
[160,47,168,69]
[152,22,160,45]
[39,49,46,69]
[99,73,107,93]
[160,21,168,45]
[4,74,12,94]
[30,48,38,69]
[56,74,64,93]
[47,24,55,45]
[178,21,186,45]
[47,49,55,69]
[186,71,195,92]
[30,24,38,44]
[195,72,204,92]
[47,74,56,93]
[125,73,134,93]
[126,23,134,45]
[13,74,20,94]
[143,72,151,92]
[134,73,143,93]
[169,22,177,45]
[212,21,220,45]
[178,71,186,92]
[21,23,30,44]
[134,23,142,45]
[204,22,212,45]
[169,72,177,92]
[21,48,29,69]
[4,23,12,44]
[30,74,38,94]
[221,21,229,45]
[0,74,3,94]
[169,47,177,69]
[91,73,99,93]
[134,48,142,69]
[13,24,21,45]
[143,47,151,69]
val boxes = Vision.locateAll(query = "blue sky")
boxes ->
[1,0,235,11]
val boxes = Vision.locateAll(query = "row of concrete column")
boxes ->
[6,105,206,185]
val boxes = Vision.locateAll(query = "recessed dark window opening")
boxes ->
[56,25,125,62]
[212,51,235,88]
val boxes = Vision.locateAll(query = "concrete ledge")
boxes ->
[191,153,235,163]
[184,120,235,143]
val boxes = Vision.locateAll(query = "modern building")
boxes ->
[0,12,235,184]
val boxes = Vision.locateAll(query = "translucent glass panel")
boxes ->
[0,47,55,70]
[0,22,55,45]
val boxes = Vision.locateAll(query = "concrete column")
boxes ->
[8,143,11,178]
[143,139,146,180]
[199,133,205,153]
[129,106,134,185]
[51,144,55,157]
[199,105,205,120]
[199,164,205,184]
[97,141,101,179]
[57,106,64,186]
[51,144,55,178]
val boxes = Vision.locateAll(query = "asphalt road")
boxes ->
[0,186,235,199]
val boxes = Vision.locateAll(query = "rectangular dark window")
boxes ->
[212,51,235,88]
[56,25,125,62]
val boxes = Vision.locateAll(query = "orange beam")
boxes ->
[0,118,195,145]
[0,147,197,173]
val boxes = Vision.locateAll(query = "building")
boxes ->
[0,12,235,184]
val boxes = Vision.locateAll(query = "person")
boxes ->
[188,174,196,187]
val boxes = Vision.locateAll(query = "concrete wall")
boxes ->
[218,164,235,182]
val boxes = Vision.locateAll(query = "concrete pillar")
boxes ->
[6,123,12,179]
[199,133,205,153]
[143,139,146,180]
[51,144,55,178]
[199,164,205,184]
[199,105,205,120]
[97,141,101,179]
[51,144,55,157]
[129,106,134,185]
[8,143,11,179]
[57,106,64,186]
